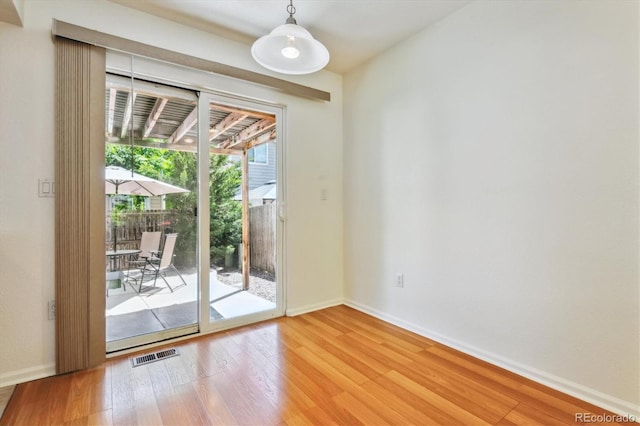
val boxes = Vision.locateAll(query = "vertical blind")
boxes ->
[55,37,106,373]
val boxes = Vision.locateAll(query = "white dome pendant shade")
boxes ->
[251,1,329,75]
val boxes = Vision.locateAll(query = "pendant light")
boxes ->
[251,0,330,75]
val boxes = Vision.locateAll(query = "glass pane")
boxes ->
[249,144,268,164]
[208,101,277,322]
[105,72,199,351]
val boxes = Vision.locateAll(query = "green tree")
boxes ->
[106,145,175,180]
[162,151,198,268]
[209,154,242,266]
[105,144,242,269]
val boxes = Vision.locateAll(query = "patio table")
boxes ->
[106,249,140,295]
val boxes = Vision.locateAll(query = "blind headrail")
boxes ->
[51,19,331,102]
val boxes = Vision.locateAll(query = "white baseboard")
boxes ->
[286,298,344,317]
[0,363,56,388]
[343,299,639,419]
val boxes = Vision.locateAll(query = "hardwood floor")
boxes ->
[1,305,624,425]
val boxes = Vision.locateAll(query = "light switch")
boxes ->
[38,179,55,198]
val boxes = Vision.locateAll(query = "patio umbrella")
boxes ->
[105,166,190,196]
[105,166,190,251]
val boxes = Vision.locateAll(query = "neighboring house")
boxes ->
[232,141,277,206]
[229,142,276,189]
[247,141,276,190]
[234,180,276,207]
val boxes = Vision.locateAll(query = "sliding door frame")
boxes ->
[198,92,286,334]
[104,58,287,346]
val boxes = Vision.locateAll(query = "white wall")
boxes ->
[344,0,638,417]
[0,0,343,385]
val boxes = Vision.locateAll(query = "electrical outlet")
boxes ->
[320,188,328,200]
[395,273,404,288]
[48,300,56,320]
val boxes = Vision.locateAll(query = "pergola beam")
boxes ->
[209,112,248,141]
[143,97,168,138]
[107,88,116,136]
[211,103,275,121]
[168,107,197,144]
[107,138,242,156]
[243,130,277,151]
[241,149,250,291]
[120,92,136,139]
[221,119,276,150]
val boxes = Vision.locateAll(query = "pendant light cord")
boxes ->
[285,0,297,25]
[129,55,135,178]
[286,0,296,18]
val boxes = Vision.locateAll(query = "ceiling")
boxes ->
[104,1,472,152]
[106,74,276,154]
[108,0,471,74]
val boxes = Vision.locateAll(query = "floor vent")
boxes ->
[131,348,179,367]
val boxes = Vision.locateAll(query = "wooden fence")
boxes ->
[105,210,176,252]
[249,203,276,273]
[105,205,276,273]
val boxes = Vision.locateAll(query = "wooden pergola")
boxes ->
[105,75,276,290]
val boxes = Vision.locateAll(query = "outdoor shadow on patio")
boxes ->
[106,299,198,342]
[106,309,167,342]
[152,300,198,329]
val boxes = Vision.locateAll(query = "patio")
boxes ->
[106,269,276,342]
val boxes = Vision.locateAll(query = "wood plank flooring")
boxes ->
[0,305,625,425]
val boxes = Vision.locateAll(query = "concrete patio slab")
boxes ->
[106,269,276,343]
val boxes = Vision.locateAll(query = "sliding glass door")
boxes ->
[105,72,200,352]
[198,93,284,332]
[103,53,285,352]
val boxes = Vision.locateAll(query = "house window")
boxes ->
[248,144,268,164]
